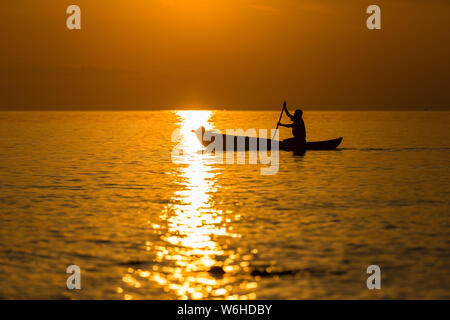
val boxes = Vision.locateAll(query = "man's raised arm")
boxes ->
[283,102,294,120]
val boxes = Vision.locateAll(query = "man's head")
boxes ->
[294,109,303,119]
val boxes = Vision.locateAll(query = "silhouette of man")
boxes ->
[277,101,306,151]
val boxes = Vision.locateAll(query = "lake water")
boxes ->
[0,111,449,299]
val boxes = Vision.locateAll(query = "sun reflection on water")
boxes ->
[119,110,257,300]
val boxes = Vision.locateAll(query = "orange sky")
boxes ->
[1,0,449,110]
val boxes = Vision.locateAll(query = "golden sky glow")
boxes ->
[1,0,449,110]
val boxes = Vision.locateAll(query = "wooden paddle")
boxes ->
[272,101,286,140]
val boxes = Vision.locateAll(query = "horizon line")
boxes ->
[0,107,448,112]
